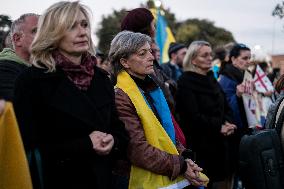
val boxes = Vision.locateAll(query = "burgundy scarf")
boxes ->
[53,51,97,90]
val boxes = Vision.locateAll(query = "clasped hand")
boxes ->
[183,159,207,187]
[89,131,114,155]
[221,121,237,136]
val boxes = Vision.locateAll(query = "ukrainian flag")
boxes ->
[151,8,176,64]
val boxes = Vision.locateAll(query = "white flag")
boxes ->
[253,65,274,93]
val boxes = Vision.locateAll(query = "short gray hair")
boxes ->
[11,13,39,35]
[109,30,152,78]
[183,40,211,71]
[10,13,39,49]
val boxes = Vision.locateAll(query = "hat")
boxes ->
[168,42,186,58]
[121,8,154,36]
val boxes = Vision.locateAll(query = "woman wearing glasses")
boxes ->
[176,41,237,189]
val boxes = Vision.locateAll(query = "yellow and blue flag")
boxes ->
[151,9,176,64]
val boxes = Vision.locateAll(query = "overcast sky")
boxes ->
[1,0,284,55]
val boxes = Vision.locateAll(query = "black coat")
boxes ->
[176,71,235,181]
[13,66,129,189]
[0,60,27,101]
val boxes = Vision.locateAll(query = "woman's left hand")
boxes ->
[0,99,5,115]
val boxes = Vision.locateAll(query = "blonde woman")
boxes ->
[13,1,128,188]
[176,41,237,189]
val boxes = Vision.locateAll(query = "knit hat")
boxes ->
[121,8,154,36]
[168,42,186,58]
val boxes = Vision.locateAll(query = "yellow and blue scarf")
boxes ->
[116,71,189,189]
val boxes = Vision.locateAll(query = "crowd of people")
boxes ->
[0,1,283,189]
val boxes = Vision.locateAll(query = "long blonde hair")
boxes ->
[183,40,211,72]
[31,1,95,72]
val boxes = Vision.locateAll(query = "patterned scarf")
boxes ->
[53,51,96,90]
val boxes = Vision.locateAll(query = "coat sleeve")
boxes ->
[219,75,243,127]
[0,61,26,101]
[108,81,129,159]
[115,88,184,180]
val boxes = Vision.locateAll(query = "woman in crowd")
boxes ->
[13,1,128,188]
[218,43,252,189]
[120,7,186,146]
[120,7,176,111]
[176,41,237,189]
[219,43,251,132]
[109,31,208,189]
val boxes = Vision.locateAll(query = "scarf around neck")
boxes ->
[53,51,96,90]
[116,71,189,188]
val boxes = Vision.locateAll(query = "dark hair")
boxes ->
[214,46,227,61]
[229,43,251,60]
[120,8,154,37]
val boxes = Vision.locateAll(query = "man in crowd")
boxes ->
[161,42,187,82]
[0,13,39,101]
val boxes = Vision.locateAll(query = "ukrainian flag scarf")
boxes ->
[116,71,189,189]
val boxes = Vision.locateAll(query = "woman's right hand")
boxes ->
[236,84,245,97]
[89,131,114,155]
[221,122,237,136]
[183,159,207,187]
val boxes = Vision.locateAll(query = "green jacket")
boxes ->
[0,48,29,66]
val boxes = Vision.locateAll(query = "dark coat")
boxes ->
[176,71,235,181]
[219,63,249,130]
[13,66,129,189]
[0,60,27,101]
[160,62,182,82]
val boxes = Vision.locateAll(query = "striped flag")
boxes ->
[151,8,176,63]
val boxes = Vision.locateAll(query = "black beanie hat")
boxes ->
[168,42,186,58]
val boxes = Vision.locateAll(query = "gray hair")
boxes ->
[11,13,39,34]
[183,40,211,71]
[109,30,152,78]
[10,13,39,48]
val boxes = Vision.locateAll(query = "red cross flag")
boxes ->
[253,65,274,93]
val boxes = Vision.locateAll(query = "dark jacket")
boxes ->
[160,62,182,82]
[0,48,29,101]
[13,66,129,189]
[219,63,249,130]
[176,71,235,181]
[151,60,176,112]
